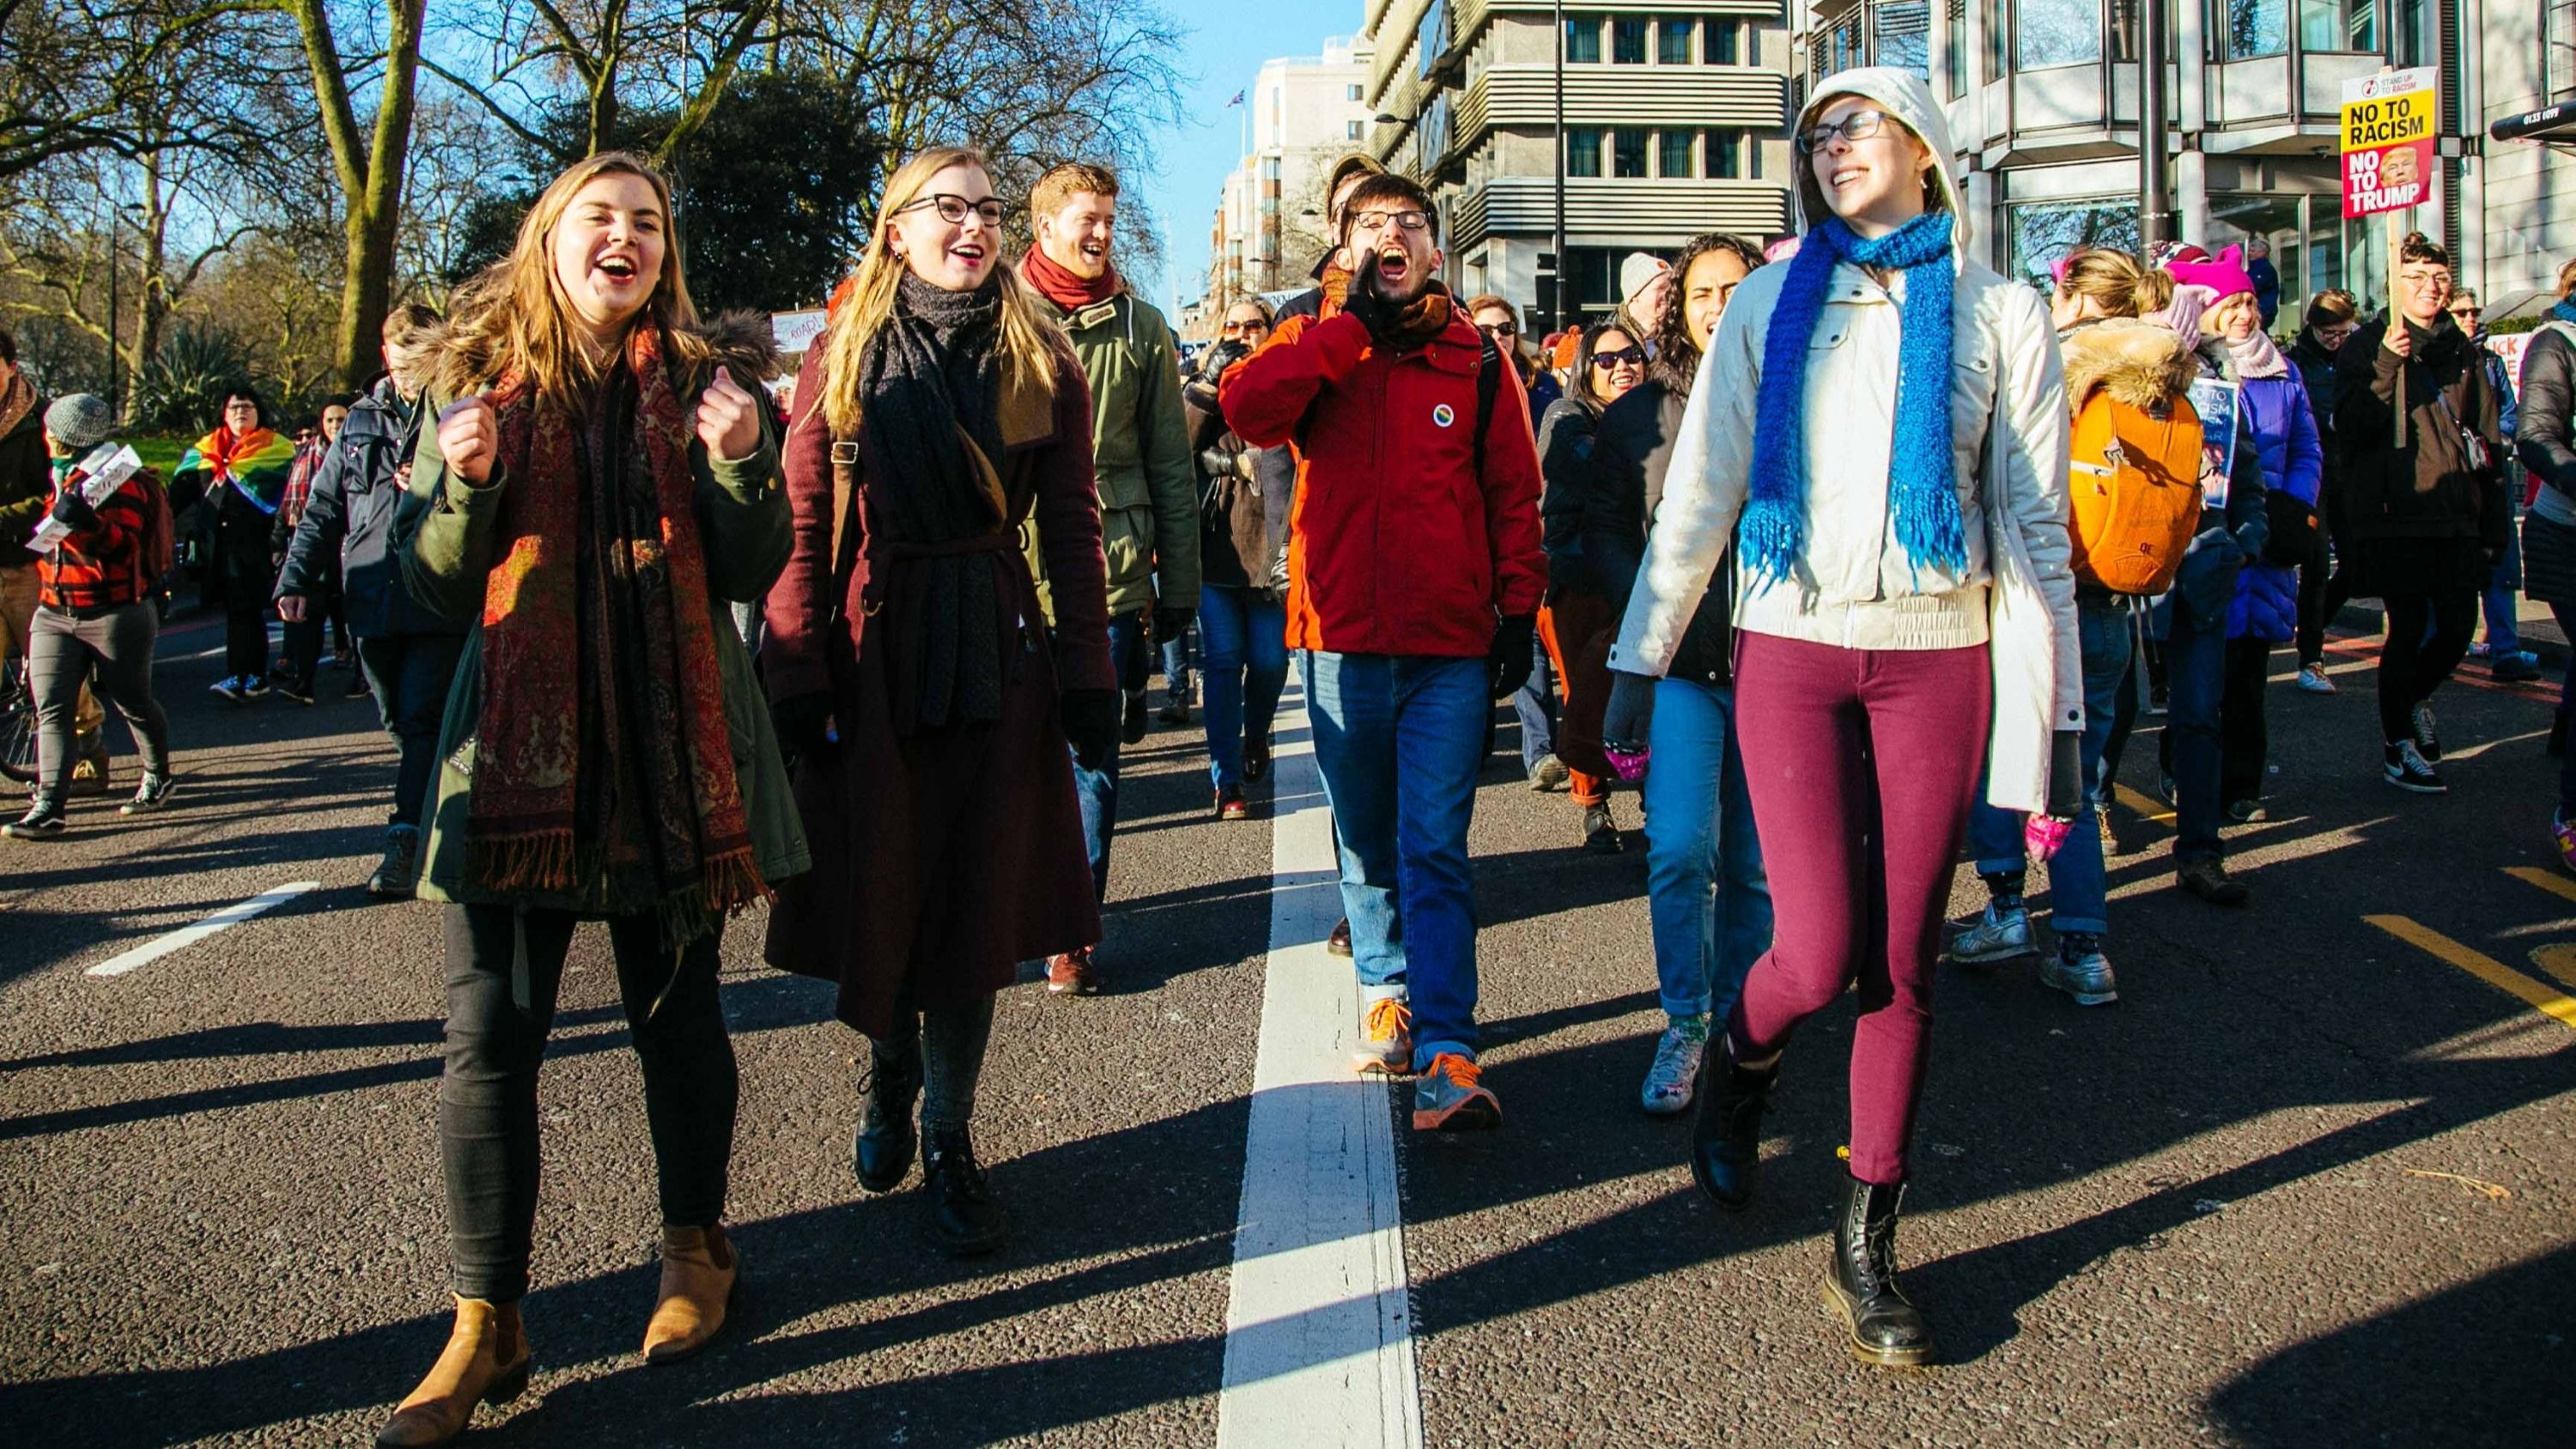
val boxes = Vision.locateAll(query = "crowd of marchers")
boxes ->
[7,58,2576,1440]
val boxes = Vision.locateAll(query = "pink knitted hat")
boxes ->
[2167,245,2257,304]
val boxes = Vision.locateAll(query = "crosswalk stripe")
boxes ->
[84,880,319,978]
[1217,680,1424,1449]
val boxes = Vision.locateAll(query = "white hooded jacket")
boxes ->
[1606,66,2082,813]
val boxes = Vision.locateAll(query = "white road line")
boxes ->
[84,880,320,978]
[1218,681,1424,1449]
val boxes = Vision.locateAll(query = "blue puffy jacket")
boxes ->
[2225,370,2324,642]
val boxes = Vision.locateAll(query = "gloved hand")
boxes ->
[1202,339,1249,385]
[1152,605,1195,645]
[1060,687,1121,772]
[1601,671,1657,756]
[1340,252,1399,344]
[46,490,100,533]
[770,692,836,767]
[1486,612,1536,700]
[2044,729,2084,820]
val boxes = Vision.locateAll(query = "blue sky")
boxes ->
[1133,0,1367,314]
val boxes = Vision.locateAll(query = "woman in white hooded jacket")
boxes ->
[1601,67,2081,1368]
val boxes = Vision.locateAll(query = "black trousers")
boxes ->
[212,498,272,680]
[2378,588,2479,744]
[2294,529,2336,665]
[357,633,465,828]
[2220,636,2273,805]
[440,904,736,1303]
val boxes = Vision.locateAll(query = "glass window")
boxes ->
[2006,200,2140,292]
[1569,247,1622,313]
[1346,119,1364,139]
[2221,0,2288,58]
[1346,83,1364,101]
[2391,0,2431,65]
[1826,11,1865,73]
[1566,15,1602,63]
[2208,194,2303,328]
[1613,17,1650,64]
[1567,127,1604,177]
[1875,1,1931,77]
[1613,127,1649,177]
[2301,0,2377,51]
[1943,0,1965,94]
[1658,130,1695,177]
[2019,0,2102,67]
[1708,128,1749,179]
[1660,15,1694,64]
[1708,17,1742,64]
[2552,3,2576,100]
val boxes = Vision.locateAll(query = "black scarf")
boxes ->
[859,273,1012,733]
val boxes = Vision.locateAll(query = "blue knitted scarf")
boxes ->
[1741,212,1962,588]
[2553,299,2576,328]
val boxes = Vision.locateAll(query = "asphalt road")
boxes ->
[3,606,2570,1448]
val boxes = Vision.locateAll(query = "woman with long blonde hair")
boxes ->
[761,148,1116,1257]
[379,150,805,1447]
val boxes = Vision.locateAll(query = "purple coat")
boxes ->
[2227,371,2323,642]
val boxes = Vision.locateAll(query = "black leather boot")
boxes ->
[1689,1037,1777,1211]
[853,1050,922,1194]
[1821,1171,1934,1367]
[922,1125,1009,1257]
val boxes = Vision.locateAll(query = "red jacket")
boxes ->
[1220,303,1546,657]
[38,471,152,613]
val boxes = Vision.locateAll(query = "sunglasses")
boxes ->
[894,192,1008,228]
[1592,346,1647,368]
[1221,320,1268,335]
[1479,320,1520,338]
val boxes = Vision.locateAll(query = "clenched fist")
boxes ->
[696,365,762,462]
[438,395,501,486]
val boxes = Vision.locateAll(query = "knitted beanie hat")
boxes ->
[44,393,114,452]
[2168,245,2257,303]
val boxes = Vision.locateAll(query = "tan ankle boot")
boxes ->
[641,1223,738,1363]
[376,1297,530,1447]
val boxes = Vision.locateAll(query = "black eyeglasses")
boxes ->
[1349,209,1432,234]
[1795,108,1893,155]
[1592,346,1647,368]
[895,193,1008,228]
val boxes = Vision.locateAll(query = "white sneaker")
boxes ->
[1949,901,2034,966]
[1528,754,1570,793]
[2042,945,2120,1006]
[1638,1023,1706,1116]
[2295,662,2336,695]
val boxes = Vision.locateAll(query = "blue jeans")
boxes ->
[358,632,468,831]
[1200,585,1288,789]
[1301,650,1488,1068]
[1074,612,1147,902]
[2159,594,2230,864]
[1641,678,1772,1021]
[1967,592,2136,937]
[1162,618,1195,698]
[2484,521,2524,654]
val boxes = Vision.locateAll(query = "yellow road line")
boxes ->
[2506,866,2576,907]
[2112,784,2176,825]
[2365,914,2576,1032]
[2528,944,2576,992]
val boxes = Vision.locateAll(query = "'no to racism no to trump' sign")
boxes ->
[2342,68,2438,220]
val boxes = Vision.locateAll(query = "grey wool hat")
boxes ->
[44,393,115,453]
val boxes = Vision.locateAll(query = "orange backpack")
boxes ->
[2066,388,2204,596]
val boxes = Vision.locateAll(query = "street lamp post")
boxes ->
[2138,0,2174,248]
[1551,0,1568,334]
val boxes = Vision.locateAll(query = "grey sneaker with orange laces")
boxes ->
[1354,995,1412,1075]
[1412,1052,1501,1131]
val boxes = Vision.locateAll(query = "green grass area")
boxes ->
[129,435,191,475]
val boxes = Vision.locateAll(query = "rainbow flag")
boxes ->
[177,427,298,514]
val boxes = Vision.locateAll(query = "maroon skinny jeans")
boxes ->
[1725,631,1993,1186]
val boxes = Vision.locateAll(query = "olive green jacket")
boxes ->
[398,387,809,920]
[1027,292,1200,620]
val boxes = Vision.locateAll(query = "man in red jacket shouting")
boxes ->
[1219,172,1546,1131]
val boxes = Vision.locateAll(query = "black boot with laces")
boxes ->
[1822,1170,1934,1368]
[1689,1035,1777,1211]
[922,1124,1009,1257]
[854,1050,923,1193]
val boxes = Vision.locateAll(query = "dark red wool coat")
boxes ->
[761,338,1115,1038]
